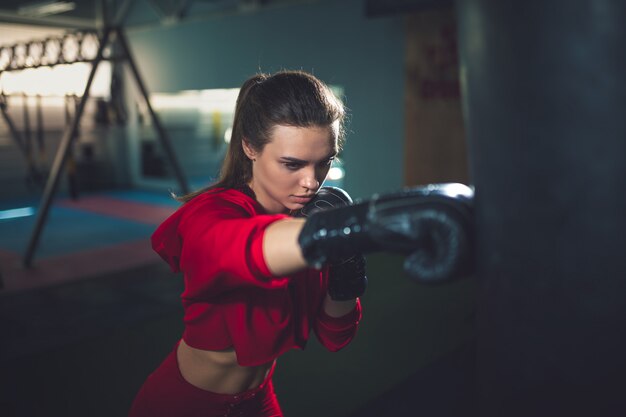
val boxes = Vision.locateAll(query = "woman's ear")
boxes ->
[242,139,257,161]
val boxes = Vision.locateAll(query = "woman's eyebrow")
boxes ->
[279,153,336,164]
[279,156,307,164]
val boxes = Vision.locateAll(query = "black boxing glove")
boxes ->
[292,186,354,217]
[324,255,367,301]
[293,187,368,301]
[298,183,474,284]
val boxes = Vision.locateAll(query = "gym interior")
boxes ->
[1,1,624,416]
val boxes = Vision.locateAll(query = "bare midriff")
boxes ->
[176,339,274,394]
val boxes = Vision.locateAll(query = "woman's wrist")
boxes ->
[322,294,357,318]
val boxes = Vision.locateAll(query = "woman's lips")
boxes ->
[292,195,314,204]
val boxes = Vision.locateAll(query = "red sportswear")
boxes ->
[151,187,362,366]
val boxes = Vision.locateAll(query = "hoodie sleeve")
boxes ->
[313,299,362,351]
[151,191,290,296]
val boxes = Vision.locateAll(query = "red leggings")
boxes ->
[129,342,283,417]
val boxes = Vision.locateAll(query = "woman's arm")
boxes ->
[322,295,358,317]
[262,218,308,276]
[264,217,359,317]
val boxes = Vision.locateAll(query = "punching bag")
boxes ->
[456,1,626,416]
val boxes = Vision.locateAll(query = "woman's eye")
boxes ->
[284,162,302,171]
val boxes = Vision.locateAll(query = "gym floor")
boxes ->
[0,188,476,417]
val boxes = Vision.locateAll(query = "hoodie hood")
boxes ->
[152,207,184,272]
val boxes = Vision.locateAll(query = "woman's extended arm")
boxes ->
[262,218,308,276]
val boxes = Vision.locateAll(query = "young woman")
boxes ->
[128,70,474,417]
[129,71,365,417]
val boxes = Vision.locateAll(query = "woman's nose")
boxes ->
[300,168,319,190]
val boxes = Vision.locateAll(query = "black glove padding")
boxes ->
[291,186,353,217]
[293,186,367,300]
[298,183,474,284]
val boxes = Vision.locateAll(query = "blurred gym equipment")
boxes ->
[0,8,190,267]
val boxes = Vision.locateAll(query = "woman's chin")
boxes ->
[283,201,305,212]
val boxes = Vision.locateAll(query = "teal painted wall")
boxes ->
[125,0,405,199]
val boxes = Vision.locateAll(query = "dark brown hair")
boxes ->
[177,70,346,202]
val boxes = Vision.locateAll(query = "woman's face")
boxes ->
[244,124,337,214]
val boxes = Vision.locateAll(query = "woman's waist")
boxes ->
[177,339,275,395]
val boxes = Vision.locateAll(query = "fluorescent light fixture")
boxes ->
[0,62,112,97]
[0,206,36,220]
[18,1,76,18]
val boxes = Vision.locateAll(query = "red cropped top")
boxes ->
[151,188,362,366]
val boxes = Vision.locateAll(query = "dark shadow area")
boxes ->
[349,340,476,417]
[0,262,185,417]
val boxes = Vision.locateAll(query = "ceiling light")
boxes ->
[18,1,76,18]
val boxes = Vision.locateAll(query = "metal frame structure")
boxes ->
[0,93,46,184]
[1,25,190,266]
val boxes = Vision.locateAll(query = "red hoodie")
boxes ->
[151,188,362,366]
